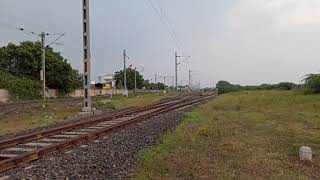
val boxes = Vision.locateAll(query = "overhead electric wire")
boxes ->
[46,33,66,47]
[146,0,183,50]
[0,21,66,47]
[0,14,50,32]
[0,21,19,31]
[153,0,184,49]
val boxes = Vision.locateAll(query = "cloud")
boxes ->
[228,0,320,29]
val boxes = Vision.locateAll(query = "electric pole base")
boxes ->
[81,107,92,113]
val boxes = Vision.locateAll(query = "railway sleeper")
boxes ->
[23,142,53,147]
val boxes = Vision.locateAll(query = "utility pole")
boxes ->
[154,74,157,90]
[175,52,178,90]
[17,28,64,108]
[188,69,192,93]
[154,74,157,84]
[134,67,137,93]
[163,76,166,85]
[82,0,92,112]
[123,50,127,91]
[189,69,192,88]
[123,50,129,97]
[174,52,190,91]
[40,32,46,106]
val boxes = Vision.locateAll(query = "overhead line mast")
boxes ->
[175,52,190,90]
[82,0,92,112]
[18,28,64,107]
[123,50,130,97]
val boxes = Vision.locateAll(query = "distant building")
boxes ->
[97,74,115,89]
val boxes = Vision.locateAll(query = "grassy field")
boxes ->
[93,93,173,110]
[134,90,320,179]
[0,93,172,135]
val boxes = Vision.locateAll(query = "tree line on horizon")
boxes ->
[216,74,320,95]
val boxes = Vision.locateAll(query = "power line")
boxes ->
[0,21,38,38]
[0,21,19,31]
[0,15,50,32]
[145,0,183,50]
[46,33,66,47]
[17,27,65,106]
[153,0,184,49]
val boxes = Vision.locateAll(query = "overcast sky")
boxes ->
[1,0,320,87]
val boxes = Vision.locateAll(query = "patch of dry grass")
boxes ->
[134,91,320,179]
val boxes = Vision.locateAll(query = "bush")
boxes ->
[0,71,41,100]
[277,82,297,90]
[0,41,82,93]
[304,74,320,94]
[93,100,116,110]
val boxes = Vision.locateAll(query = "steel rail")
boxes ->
[0,95,214,173]
[0,96,187,148]
[0,92,177,107]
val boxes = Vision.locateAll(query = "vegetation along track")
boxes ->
[0,95,214,173]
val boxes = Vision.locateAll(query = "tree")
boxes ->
[216,81,240,94]
[114,68,144,90]
[142,80,166,90]
[0,70,41,100]
[304,74,320,94]
[0,41,82,93]
[155,82,166,90]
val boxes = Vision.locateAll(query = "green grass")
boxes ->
[114,94,167,108]
[93,93,174,110]
[134,90,320,179]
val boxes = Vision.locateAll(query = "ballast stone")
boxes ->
[299,146,312,161]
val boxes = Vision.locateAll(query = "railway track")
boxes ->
[0,95,112,117]
[0,95,214,173]
[0,91,170,108]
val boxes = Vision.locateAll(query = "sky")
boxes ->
[1,0,320,87]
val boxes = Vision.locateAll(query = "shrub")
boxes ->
[0,41,82,93]
[304,74,320,94]
[277,82,297,90]
[0,71,41,100]
[93,100,116,110]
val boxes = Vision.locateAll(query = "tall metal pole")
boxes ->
[41,32,46,105]
[82,0,92,112]
[189,70,191,87]
[175,52,178,90]
[123,50,127,97]
[163,76,166,85]
[134,67,137,93]
[154,74,157,90]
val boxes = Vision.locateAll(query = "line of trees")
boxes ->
[114,69,166,90]
[216,74,320,95]
[114,68,144,90]
[0,41,82,100]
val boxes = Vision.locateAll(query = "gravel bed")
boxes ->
[0,95,174,141]
[0,107,192,179]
